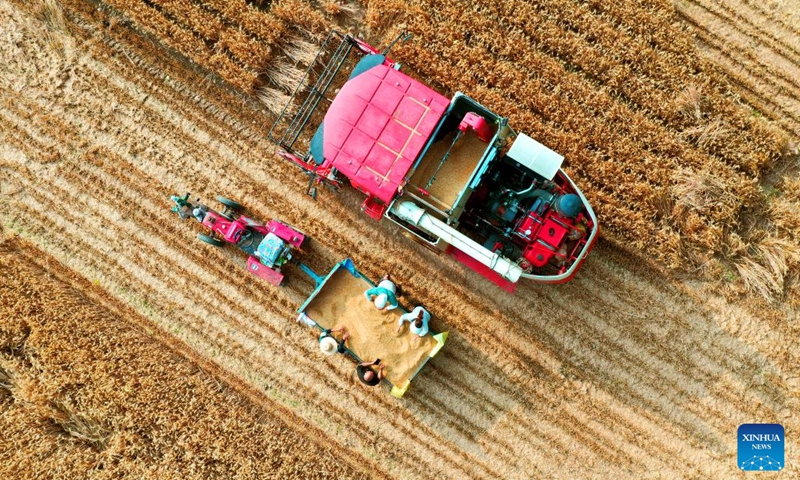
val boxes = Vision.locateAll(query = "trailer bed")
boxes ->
[299,260,445,396]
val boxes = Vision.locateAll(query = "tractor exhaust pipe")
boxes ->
[391,201,522,282]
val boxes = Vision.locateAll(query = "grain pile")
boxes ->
[305,268,437,385]
[410,131,487,208]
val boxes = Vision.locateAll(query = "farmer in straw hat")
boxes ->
[364,274,398,311]
[318,325,349,356]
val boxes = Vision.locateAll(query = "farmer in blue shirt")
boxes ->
[365,274,398,310]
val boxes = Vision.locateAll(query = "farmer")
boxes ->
[357,359,386,387]
[318,325,350,356]
[397,306,430,337]
[364,274,398,311]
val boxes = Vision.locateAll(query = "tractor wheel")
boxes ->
[216,196,244,212]
[198,233,224,247]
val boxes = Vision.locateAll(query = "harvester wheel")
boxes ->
[198,233,224,247]
[216,196,244,212]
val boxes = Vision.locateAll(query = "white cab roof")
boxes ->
[507,133,564,181]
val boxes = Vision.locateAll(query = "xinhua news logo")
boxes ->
[738,424,784,471]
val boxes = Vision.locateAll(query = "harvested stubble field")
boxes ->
[0,236,369,479]
[0,0,798,479]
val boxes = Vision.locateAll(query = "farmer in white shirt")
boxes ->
[397,306,430,337]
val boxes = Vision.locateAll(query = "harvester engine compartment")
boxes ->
[459,143,588,274]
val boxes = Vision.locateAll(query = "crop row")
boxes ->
[503,0,782,173]
[0,23,522,471]
[3,10,707,468]
[5,4,797,477]
[102,0,258,90]
[439,1,780,175]
[0,236,368,480]
[675,0,800,139]
[99,0,331,92]
[0,68,735,480]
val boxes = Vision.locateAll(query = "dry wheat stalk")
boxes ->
[675,85,704,121]
[51,400,111,450]
[280,36,318,65]
[263,60,306,93]
[256,86,293,115]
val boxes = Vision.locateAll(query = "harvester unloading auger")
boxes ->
[268,31,599,291]
[169,193,447,398]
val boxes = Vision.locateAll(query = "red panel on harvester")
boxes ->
[323,64,450,203]
[539,217,569,247]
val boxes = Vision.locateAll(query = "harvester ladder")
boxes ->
[269,31,355,157]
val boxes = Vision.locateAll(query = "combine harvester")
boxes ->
[269,32,599,291]
[170,194,447,397]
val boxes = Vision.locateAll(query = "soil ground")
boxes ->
[1,0,798,479]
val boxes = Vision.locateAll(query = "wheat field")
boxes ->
[0,0,797,478]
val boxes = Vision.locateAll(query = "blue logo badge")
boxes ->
[738,424,784,471]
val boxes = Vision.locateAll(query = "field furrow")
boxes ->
[1,0,797,479]
[675,0,800,137]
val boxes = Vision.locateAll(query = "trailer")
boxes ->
[268,31,599,292]
[297,259,447,398]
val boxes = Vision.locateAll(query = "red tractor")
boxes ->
[170,193,306,286]
[169,192,446,397]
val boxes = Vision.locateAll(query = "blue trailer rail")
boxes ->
[297,259,447,397]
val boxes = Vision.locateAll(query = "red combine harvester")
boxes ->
[170,193,305,286]
[269,32,599,291]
